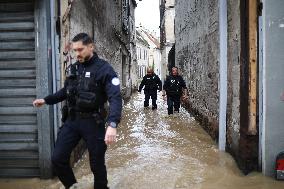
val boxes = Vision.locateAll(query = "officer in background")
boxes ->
[33,33,122,189]
[138,67,162,110]
[163,67,188,115]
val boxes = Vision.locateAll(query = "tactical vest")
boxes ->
[65,62,104,113]
[144,75,158,91]
[167,76,182,96]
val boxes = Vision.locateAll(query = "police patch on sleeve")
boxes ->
[111,77,120,86]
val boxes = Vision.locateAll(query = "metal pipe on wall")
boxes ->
[218,0,228,151]
[258,12,263,171]
[50,0,59,141]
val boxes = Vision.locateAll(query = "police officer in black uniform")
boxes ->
[163,67,188,115]
[33,33,122,189]
[138,67,162,110]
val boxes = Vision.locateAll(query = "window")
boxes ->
[122,0,130,34]
[137,48,139,59]
[146,51,148,60]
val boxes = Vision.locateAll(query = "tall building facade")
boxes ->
[160,0,175,82]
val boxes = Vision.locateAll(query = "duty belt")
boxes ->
[74,111,97,118]
[74,111,104,125]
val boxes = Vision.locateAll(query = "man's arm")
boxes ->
[138,76,145,92]
[104,68,122,124]
[33,82,67,107]
[103,64,122,145]
[44,86,67,105]
[156,75,162,91]
[180,76,188,99]
[162,77,169,99]
[163,77,167,91]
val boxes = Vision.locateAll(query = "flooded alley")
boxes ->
[1,93,284,189]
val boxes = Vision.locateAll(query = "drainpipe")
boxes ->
[50,0,59,141]
[218,0,228,151]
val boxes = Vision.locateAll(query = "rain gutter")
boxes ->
[218,0,228,151]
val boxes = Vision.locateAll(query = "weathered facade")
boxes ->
[138,26,161,78]
[61,0,137,99]
[0,0,137,178]
[175,0,258,174]
[175,0,220,139]
[160,0,175,82]
[136,29,149,79]
[175,0,284,177]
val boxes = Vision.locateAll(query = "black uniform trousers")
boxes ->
[51,116,108,189]
[167,95,181,115]
[144,90,157,109]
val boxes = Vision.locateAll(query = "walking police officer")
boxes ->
[163,67,188,115]
[33,33,122,189]
[138,67,162,110]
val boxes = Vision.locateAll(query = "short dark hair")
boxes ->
[72,33,93,45]
[171,66,178,70]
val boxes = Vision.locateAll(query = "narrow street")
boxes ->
[1,93,284,189]
[0,0,284,187]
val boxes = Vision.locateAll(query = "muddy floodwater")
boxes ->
[1,93,284,189]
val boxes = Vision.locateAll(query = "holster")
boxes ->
[61,105,68,122]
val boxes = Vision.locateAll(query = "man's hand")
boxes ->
[33,99,45,107]
[162,95,167,101]
[105,126,117,145]
[181,95,189,102]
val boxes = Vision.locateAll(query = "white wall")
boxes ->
[136,42,149,78]
[138,29,162,78]
[165,0,175,7]
[165,8,175,43]
[262,0,284,176]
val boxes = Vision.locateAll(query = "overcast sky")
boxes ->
[135,0,160,36]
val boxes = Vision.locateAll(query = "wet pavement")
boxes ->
[1,93,284,189]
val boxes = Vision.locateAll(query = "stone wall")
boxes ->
[175,0,220,139]
[160,0,175,82]
[61,0,137,100]
[175,0,258,173]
